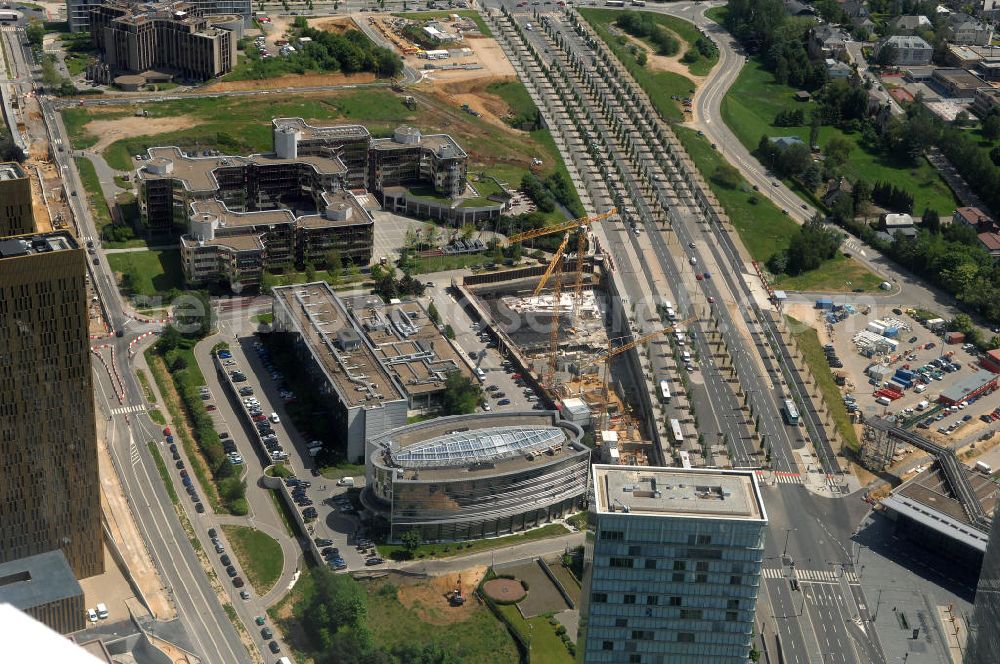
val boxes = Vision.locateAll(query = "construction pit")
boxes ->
[458,258,657,466]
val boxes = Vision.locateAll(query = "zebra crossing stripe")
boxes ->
[111,404,147,415]
[762,568,860,584]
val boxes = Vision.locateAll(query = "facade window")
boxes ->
[631,630,654,640]
[698,534,712,545]
[727,599,740,610]
[616,618,628,627]
[669,596,682,606]
[696,561,709,572]
[673,560,686,571]
[629,545,642,556]
[672,573,685,582]
[624,594,636,604]
[646,595,658,606]
[680,609,703,620]
[727,611,739,622]
[730,575,743,585]
[645,559,657,569]
[695,574,708,583]
[603,641,614,651]
[610,557,634,568]
[602,530,624,541]
[678,633,696,643]
[629,655,642,664]
[592,592,608,603]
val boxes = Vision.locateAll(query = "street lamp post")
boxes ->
[783,528,797,558]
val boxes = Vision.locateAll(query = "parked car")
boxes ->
[233,577,244,588]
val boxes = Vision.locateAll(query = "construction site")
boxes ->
[456,210,669,468]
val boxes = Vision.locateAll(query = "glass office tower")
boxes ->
[965,508,1000,664]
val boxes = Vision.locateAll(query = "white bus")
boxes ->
[678,450,692,469]
[669,418,684,445]
[605,0,625,6]
[631,0,646,5]
[658,379,671,403]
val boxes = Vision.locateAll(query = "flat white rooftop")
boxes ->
[592,465,766,522]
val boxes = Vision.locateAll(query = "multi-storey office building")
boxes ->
[272,119,372,190]
[365,412,589,542]
[0,162,34,237]
[0,232,102,579]
[966,508,1000,664]
[90,0,235,81]
[580,465,767,664]
[0,550,86,634]
[68,0,251,32]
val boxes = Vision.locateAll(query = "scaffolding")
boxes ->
[860,419,897,471]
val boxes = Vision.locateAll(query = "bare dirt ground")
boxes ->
[431,76,518,131]
[200,71,377,93]
[86,115,200,153]
[394,566,487,625]
[621,31,705,84]
[412,34,516,84]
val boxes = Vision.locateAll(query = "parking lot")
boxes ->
[422,279,545,413]
[828,308,999,458]
[196,321,378,574]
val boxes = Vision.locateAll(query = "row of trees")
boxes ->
[616,11,680,56]
[520,171,583,218]
[871,181,914,214]
[766,217,842,276]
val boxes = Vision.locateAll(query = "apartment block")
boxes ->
[580,465,767,664]
[91,0,236,81]
[0,232,102,579]
[0,163,34,237]
[68,0,251,32]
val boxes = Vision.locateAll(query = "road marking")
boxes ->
[763,567,860,584]
[111,404,148,415]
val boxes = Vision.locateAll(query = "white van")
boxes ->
[916,400,929,411]
[875,396,891,406]
[337,477,355,487]
[474,367,486,381]
[96,603,108,619]
[682,351,691,363]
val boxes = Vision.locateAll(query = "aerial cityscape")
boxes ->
[2,0,1000,661]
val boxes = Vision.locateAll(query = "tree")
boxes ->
[775,142,811,178]
[922,208,941,234]
[173,290,214,338]
[400,528,422,555]
[712,162,741,189]
[990,146,1000,168]
[875,43,898,67]
[293,15,308,29]
[823,136,853,167]
[459,224,476,241]
[427,301,441,326]
[983,112,1000,141]
[635,50,647,67]
[441,371,481,414]
[443,324,455,340]
[156,325,183,353]
[305,261,317,282]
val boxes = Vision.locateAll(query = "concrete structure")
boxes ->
[931,68,986,97]
[875,35,934,66]
[937,369,998,405]
[946,44,982,68]
[947,12,994,46]
[0,232,102,579]
[0,551,85,634]
[364,412,588,542]
[981,349,1000,373]
[966,507,1000,664]
[0,163,33,237]
[270,282,409,462]
[972,86,1000,116]
[580,466,767,664]
[90,0,236,82]
[882,463,996,564]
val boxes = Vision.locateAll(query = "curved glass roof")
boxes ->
[390,426,566,469]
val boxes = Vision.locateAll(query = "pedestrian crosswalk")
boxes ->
[0,26,16,33]
[762,567,860,584]
[110,404,147,416]
[755,471,803,485]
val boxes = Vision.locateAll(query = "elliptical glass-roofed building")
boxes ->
[364,413,590,543]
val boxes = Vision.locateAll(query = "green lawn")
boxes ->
[319,462,365,480]
[379,523,570,561]
[722,59,960,216]
[496,604,573,662]
[487,79,537,119]
[676,127,881,292]
[579,9,696,121]
[147,442,179,505]
[136,368,157,403]
[267,489,298,538]
[221,525,284,595]
[107,249,185,296]
[364,577,518,663]
[74,157,112,230]
[772,254,882,292]
[786,316,859,452]
[393,10,493,37]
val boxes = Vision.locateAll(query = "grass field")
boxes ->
[487,79,536,119]
[107,249,185,296]
[497,604,574,662]
[365,577,518,663]
[379,523,569,560]
[772,254,882,292]
[394,10,492,37]
[408,251,500,274]
[786,316,860,451]
[74,157,112,230]
[318,462,365,480]
[676,126,881,292]
[221,525,283,595]
[721,59,960,216]
[579,9,697,121]
[268,490,298,538]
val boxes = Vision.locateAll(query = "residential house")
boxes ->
[808,25,849,60]
[823,177,853,208]
[978,230,1000,257]
[772,136,805,150]
[946,13,994,46]
[874,35,934,66]
[882,213,916,234]
[826,58,853,78]
[953,206,995,230]
[890,15,932,34]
